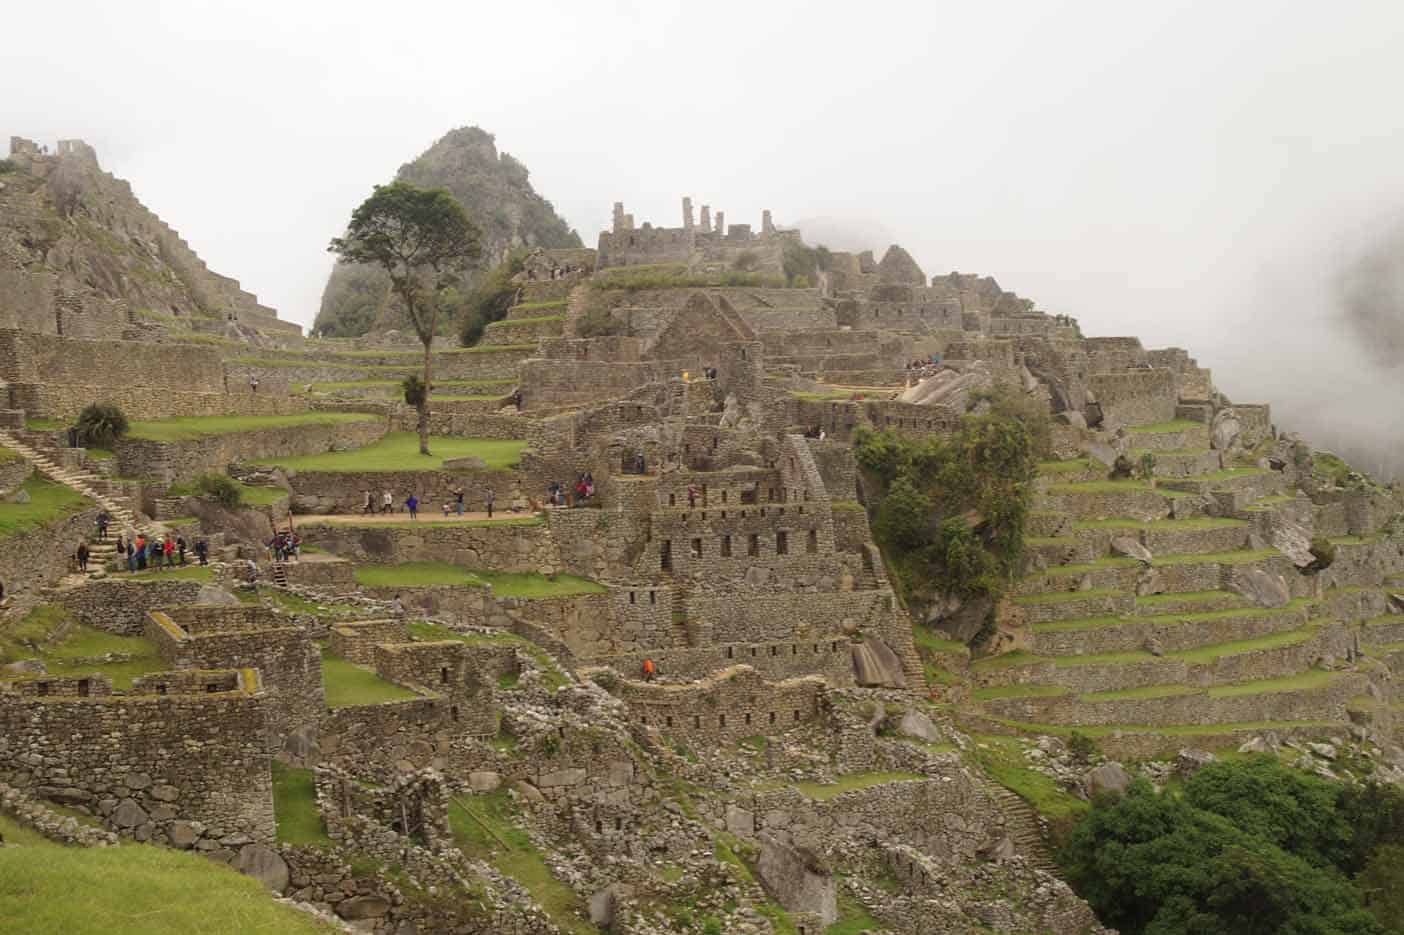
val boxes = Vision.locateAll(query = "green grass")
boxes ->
[24,417,65,431]
[1207,669,1338,697]
[321,650,420,707]
[995,718,1334,739]
[1127,419,1205,433]
[1046,479,1151,494]
[824,897,884,935]
[1074,517,1249,530]
[449,791,599,934]
[972,684,1069,701]
[0,476,90,540]
[124,412,378,442]
[912,628,970,655]
[1013,587,1125,605]
[1168,629,1314,663]
[352,562,604,598]
[1079,684,1196,702]
[1030,615,1127,632]
[0,603,164,689]
[271,761,331,846]
[1135,589,1237,606]
[310,378,513,392]
[0,829,338,933]
[1038,458,1091,473]
[829,499,866,512]
[969,734,1089,820]
[1177,467,1268,482]
[511,299,568,312]
[1152,547,1280,566]
[1042,557,1140,576]
[792,771,924,801]
[1053,650,1155,666]
[256,432,526,472]
[237,482,288,506]
[0,446,18,464]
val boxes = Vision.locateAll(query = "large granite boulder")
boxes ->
[1230,566,1291,608]
[755,834,838,927]
[1211,408,1242,451]
[1270,517,1315,568]
[1082,762,1132,798]
[851,638,906,688]
[235,843,289,893]
[1112,537,1153,564]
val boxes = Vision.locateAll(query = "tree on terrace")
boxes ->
[329,181,482,455]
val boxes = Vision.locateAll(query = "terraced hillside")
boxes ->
[954,418,1403,759]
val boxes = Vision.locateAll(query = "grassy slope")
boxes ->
[271,762,331,846]
[0,476,89,539]
[124,412,377,442]
[0,604,163,688]
[0,815,336,934]
[256,432,526,472]
[320,650,419,707]
[353,561,604,597]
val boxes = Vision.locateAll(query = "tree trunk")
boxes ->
[418,300,440,457]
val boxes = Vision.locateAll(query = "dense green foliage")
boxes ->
[854,387,1046,608]
[190,473,243,509]
[1063,757,1404,935]
[458,252,525,345]
[1308,537,1338,574]
[781,241,831,286]
[74,402,129,447]
[401,373,427,407]
[315,126,579,337]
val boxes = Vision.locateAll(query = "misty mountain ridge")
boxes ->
[313,126,581,338]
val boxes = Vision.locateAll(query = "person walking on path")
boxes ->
[687,483,698,509]
[392,594,405,616]
[405,494,419,520]
[195,539,209,566]
[76,541,89,573]
[362,490,375,515]
[484,487,495,519]
[382,490,394,514]
[642,658,656,682]
[176,536,187,565]
[95,510,109,541]
[453,486,465,517]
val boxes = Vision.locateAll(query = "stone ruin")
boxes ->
[0,150,1399,934]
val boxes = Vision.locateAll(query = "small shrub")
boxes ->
[192,473,243,509]
[1135,452,1157,482]
[732,250,761,273]
[1068,731,1099,765]
[401,373,427,407]
[1306,537,1337,574]
[73,402,129,448]
[1109,454,1135,480]
[0,159,17,174]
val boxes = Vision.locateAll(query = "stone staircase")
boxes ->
[0,429,161,563]
[979,778,1059,873]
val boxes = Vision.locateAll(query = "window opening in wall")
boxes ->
[156,684,167,695]
[660,540,672,571]
[778,507,785,516]
[615,818,622,831]
[768,487,776,501]
[745,713,752,725]
[769,711,777,724]
[721,490,728,503]
[629,591,636,604]
[760,508,766,517]
[807,530,818,554]
[694,715,701,728]
[690,537,702,559]
[831,641,838,652]
[861,550,874,573]
[451,705,460,721]
[35,681,48,696]
[776,531,788,555]
[596,819,603,834]
[649,590,657,605]
[794,710,801,721]
[750,646,757,657]
[719,714,726,727]
[206,683,219,693]
[77,679,90,697]
[666,715,674,727]
[441,667,450,684]
[748,534,760,557]
[721,535,732,557]
[669,493,676,506]
[792,645,798,655]
[769,645,777,656]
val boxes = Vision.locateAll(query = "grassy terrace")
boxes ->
[1073,517,1249,530]
[990,718,1334,739]
[353,561,604,598]
[271,761,331,846]
[256,432,526,471]
[308,378,513,392]
[0,476,89,540]
[0,604,164,689]
[974,629,1320,674]
[1037,458,1091,473]
[320,648,419,708]
[1076,668,1338,703]
[1126,419,1206,433]
[123,412,378,442]
[0,814,337,935]
[792,771,924,801]
[492,313,565,326]
[120,565,215,582]
[449,790,598,934]
[1013,587,1125,605]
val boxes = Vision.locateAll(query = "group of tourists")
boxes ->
[267,530,301,562]
[111,532,207,572]
[801,425,828,440]
[546,473,595,508]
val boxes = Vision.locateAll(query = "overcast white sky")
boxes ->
[4,0,1403,471]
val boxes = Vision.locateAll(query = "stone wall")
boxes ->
[146,606,323,743]
[1,504,100,615]
[1087,369,1177,427]
[0,456,33,496]
[0,671,274,848]
[300,518,560,573]
[329,619,408,665]
[114,416,387,483]
[58,577,207,634]
[371,642,497,737]
[282,467,520,515]
[620,667,826,744]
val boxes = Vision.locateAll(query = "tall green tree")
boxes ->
[329,181,481,455]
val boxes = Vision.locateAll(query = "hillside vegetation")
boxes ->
[315,126,580,337]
